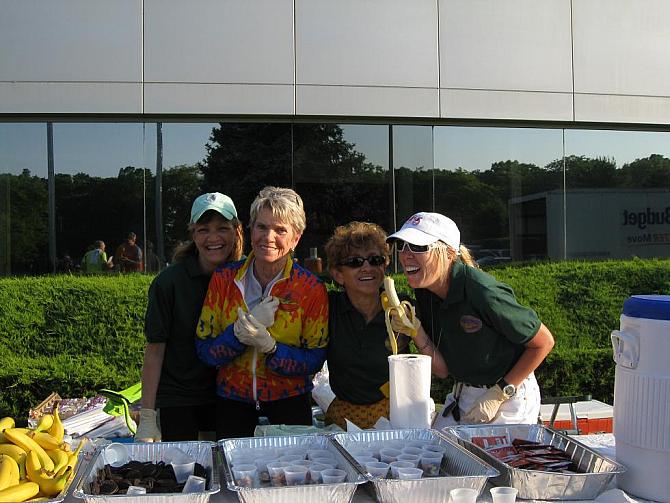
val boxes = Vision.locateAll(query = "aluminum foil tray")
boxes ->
[330,428,498,503]
[219,434,366,503]
[72,441,220,503]
[441,424,626,500]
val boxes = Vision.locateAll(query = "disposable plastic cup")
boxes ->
[232,464,258,488]
[164,446,194,464]
[283,448,308,459]
[279,454,304,464]
[350,449,374,459]
[405,440,429,449]
[283,465,309,486]
[365,461,390,479]
[125,486,146,495]
[396,454,420,467]
[379,448,402,463]
[490,486,519,503]
[401,446,424,456]
[292,459,313,468]
[420,452,443,477]
[422,443,447,455]
[450,487,479,503]
[311,452,336,462]
[267,461,289,487]
[254,457,278,484]
[389,461,414,479]
[307,462,329,484]
[182,475,207,493]
[386,440,405,450]
[321,468,347,484]
[103,443,130,468]
[397,467,423,480]
[353,456,377,466]
[313,459,337,470]
[307,448,328,460]
[172,461,196,483]
[231,454,256,466]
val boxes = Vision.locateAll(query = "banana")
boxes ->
[0,454,16,490]
[0,481,40,502]
[0,418,15,444]
[34,415,53,433]
[382,276,419,354]
[25,451,43,483]
[46,450,68,474]
[28,432,63,451]
[34,467,71,498]
[0,445,27,480]
[0,418,14,432]
[48,405,64,444]
[3,430,54,472]
[57,438,86,479]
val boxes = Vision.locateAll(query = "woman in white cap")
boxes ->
[136,192,243,441]
[387,212,554,428]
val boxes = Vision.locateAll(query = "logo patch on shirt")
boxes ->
[460,315,483,333]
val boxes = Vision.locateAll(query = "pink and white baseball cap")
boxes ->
[387,212,460,251]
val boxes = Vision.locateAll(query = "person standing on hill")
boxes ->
[135,192,244,442]
[116,232,143,272]
[81,240,113,273]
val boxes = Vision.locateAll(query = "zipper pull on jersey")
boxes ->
[255,400,260,411]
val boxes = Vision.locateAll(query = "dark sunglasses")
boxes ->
[394,240,433,253]
[339,255,387,268]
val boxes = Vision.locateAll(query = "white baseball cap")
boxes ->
[190,192,237,224]
[387,212,461,251]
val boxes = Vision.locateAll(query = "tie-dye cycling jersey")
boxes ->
[196,253,328,403]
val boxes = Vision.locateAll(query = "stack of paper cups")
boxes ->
[389,354,432,428]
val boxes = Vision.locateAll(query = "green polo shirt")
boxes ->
[415,261,540,385]
[145,254,217,408]
[327,290,409,404]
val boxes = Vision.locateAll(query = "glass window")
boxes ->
[434,126,564,263]
[293,124,391,263]
[53,123,147,273]
[0,123,49,275]
[565,130,670,259]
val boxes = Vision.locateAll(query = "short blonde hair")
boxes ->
[325,221,390,269]
[249,186,306,235]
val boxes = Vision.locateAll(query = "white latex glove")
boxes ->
[134,408,161,442]
[462,385,508,424]
[234,308,277,353]
[249,296,279,328]
[389,304,421,338]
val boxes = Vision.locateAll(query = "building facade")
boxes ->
[2,0,670,274]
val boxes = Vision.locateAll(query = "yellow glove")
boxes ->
[389,302,421,338]
[134,408,161,442]
[462,385,508,424]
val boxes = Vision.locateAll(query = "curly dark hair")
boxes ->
[325,221,390,270]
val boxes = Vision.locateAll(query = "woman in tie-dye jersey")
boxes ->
[196,186,328,438]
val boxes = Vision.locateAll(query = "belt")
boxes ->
[458,381,495,389]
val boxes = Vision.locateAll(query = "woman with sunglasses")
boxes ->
[387,212,554,428]
[323,221,411,429]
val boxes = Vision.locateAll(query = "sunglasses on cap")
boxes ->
[394,240,437,253]
[338,255,387,268]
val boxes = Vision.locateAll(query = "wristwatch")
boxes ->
[497,377,516,399]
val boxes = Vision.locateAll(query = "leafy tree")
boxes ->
[161,164,202,256]
[545,155,617,189]
[619,154,670,188]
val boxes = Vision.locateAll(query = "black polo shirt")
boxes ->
[415,261,540,385]
[145,254,217,408]
[327,290,408,404]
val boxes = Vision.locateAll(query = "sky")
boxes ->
[2,122,670,177]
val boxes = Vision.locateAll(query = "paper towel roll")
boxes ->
[389,354,433,428]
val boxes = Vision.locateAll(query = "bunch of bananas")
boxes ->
[0,404,87,502]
